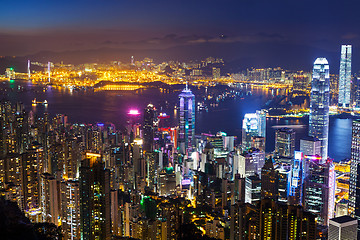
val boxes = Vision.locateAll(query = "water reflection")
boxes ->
[0,81,354,161]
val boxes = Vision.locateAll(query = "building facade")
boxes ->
[143,104,157,152]
[275,128,295,158]
[349,120,360,236]
[329,216,358,240]
[80,153,111,240]
[338,45,352,108]
[242,110,266,151]
[309,58,330,160]
[178,84,195,155]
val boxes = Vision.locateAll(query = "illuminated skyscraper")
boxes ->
[80,153,111,240]
[237,148,265,177]
[40,173,59,225]
[338,45,352,108]
[261,157,278,200]
[275,128,295,158]
[309,58,330,160]
[143,104,157,152]
[303,156,335,227]
[329,216,358,240]
[242,110,266,151]
[349,120,360,234]
[289,151,305,205]
[21,144,44,217]
[61,180,81,240]
[178,83,195,154]
[300,136,321,156]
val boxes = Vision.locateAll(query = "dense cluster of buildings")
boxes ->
[0,45,360,240]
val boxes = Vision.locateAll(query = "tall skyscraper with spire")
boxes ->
[178,83,195,155]
[309,58,330,161]
[338,45,352,108]
[143,103,157,152]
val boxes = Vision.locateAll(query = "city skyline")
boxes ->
[2,1,360,239]
[1,1,360,70]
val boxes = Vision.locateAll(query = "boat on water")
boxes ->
[32,98,48,106]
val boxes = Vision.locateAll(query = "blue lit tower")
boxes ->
[338,45,352,108]
[309,58,330,161]
[178,83,195,154]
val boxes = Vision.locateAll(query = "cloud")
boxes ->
[123,32,286,48]
[342,33,360,40]
[101,40,119,45]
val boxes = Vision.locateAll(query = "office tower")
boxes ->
[63,138,81,180]
[335,200,348,217]
[212,67,220,79]
[61,180,81,240]
[338,45,352,108]
[40,173,60,225]
[178,83,195,155]
[289,151,305,205]
[237,148,265,177]
[145,152,156,190]
[143,104,157,152]
[300,136,321,156]
[276,163,291,204]
[245,175,261,204]
[309,58,330,160]
[242,110,266,151]
[355,76,360,108]
[251,136,265,152]
[293,72,311,91]
[80,153,111,240]
[223,135,235,151]
[230,202,260,240]
[275,127,295,158]
[232,175,246,203]
[329,216,358,240]
[5,67,15,80]
[259,199,317,240]
[230,199,316,240]
[0,154,22,209]
[349,120,360,233]
[261,157,278,199]
[21,145,44,218]
[0,154,21,187]
[303,156,335,226]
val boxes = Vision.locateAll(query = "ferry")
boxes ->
[32,98,48,106]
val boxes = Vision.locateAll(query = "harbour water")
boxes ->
[0,80,353,162]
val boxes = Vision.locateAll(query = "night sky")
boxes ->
[1,0,360,71]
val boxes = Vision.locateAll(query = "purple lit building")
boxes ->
[178,84,195,155]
